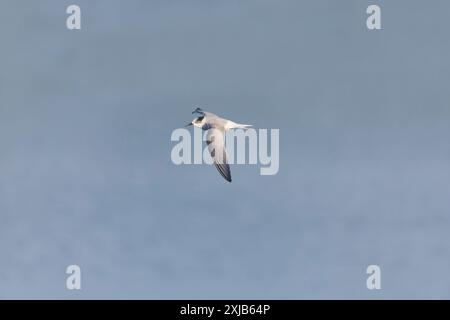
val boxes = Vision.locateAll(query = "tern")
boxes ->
[186,107,252,182]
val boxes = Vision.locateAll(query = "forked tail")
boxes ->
[234,123,253,129]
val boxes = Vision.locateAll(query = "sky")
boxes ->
[0,0,450,299]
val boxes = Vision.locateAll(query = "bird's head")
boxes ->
[186,115,205,128]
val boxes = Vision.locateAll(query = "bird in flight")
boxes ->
[186,107,252,182]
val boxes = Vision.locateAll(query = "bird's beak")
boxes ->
[185,122,193,127]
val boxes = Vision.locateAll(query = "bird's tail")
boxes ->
[234,123,253,130]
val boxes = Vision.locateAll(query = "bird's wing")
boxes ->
[192,107,219,119]
[206,128,232,182]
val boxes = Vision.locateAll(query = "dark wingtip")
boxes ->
[192,107,204,114]
[214,163,232,183]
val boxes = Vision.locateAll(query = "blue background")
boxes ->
[0,0,449,298]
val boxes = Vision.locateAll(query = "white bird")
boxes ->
[186,107,252,182]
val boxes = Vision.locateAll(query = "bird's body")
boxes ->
[190,108,251,131]
[186,107,252,182]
